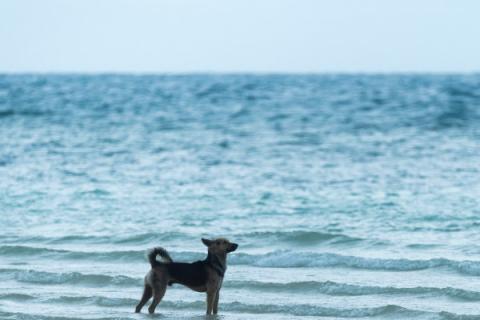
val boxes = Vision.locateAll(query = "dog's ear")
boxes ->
[202,238,212,246]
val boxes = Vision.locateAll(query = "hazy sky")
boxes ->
[1,0,480,73]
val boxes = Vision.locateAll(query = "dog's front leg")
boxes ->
[213,289,220,314]
[206,290,217,315]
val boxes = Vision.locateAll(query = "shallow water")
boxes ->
[1,74,480,319]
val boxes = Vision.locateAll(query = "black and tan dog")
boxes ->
[135,238,238,315]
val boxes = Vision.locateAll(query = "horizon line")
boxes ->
[1,70,480,76]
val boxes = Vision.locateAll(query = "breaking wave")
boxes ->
[3,246,480,276]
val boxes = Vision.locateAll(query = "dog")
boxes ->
[135,238,238,315]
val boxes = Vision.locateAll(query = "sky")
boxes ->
[1,0,480,73]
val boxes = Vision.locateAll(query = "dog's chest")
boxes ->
[205,267,224,291]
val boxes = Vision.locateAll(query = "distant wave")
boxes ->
[0,245,147,261]
[0,245,207,262]
[47,295,138,307]
[0,232,188,245]
[0,293,36,300]
[0,230,362,246]
[236,230,363,245]
[0,268,140,286]
[0,109,49,118]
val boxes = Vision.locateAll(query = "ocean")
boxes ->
[0,74,479,319]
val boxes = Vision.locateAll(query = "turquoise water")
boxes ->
[0,74,480,319]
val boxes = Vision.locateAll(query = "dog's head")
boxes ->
[202,238,238,255]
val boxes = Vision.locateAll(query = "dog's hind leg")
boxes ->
[148,280,167,314]
[135,284,152,313]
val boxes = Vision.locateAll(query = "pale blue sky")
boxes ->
[1,0,479,73]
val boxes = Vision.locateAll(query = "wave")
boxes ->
[226,280,480,302]
[0,245,205,262]
[0,311,132,320]
[0,245,148,261]
[236,230,363,246]
[0,293,36,300]
[0,231,193,245]
[215,302,418,318]
[440,312,480,320]
[0,109,48,118]
[143,300,429,318]
[0,297,426,318]
[230,251,480,276]
[5,306,478,320]
[48,295,138,307]
[4,245,480,276]
[0,268,140,286]
[0,230,361,247]
[3,268,480,303]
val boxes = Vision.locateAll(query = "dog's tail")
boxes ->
[148,247,173,267]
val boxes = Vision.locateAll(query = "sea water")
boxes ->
[0,74,479,319]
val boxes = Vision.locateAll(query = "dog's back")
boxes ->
[167,261,208,288]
